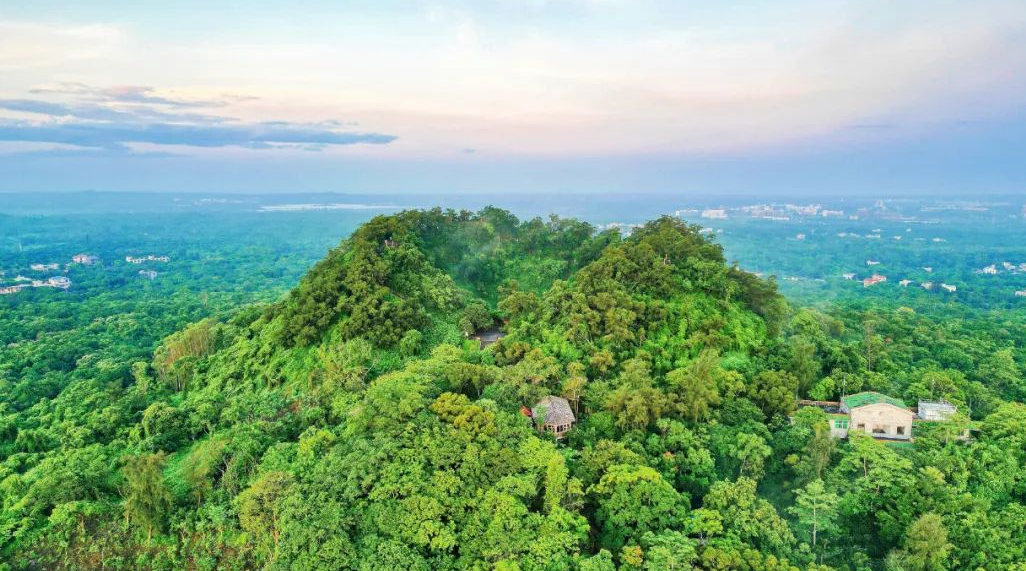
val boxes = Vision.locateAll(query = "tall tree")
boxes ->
[667,350,721,423]
[121,453,171,543]
[590,464,685,554]
[703,477,795,556]
[893,513,952,571]
[788,479,840,553]
[748,370,798,418]
[799,420,836,482]
[236,471,295,556]
[732,432,771,479]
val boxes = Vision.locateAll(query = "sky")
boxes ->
[1,0,1025,195]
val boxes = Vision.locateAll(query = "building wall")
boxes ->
[543,422,573,439]
[830,418,849,438]
[919,407,955,421]
[849,403,914,440]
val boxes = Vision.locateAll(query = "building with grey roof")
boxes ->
[532,396,576,439]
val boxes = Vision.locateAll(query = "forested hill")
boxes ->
[4,208,1026,571]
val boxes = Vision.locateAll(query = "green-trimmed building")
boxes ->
[802,392,963,441]
[836,391,915,440]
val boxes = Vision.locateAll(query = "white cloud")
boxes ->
[1,2,1023,158]
[0,22,127,70]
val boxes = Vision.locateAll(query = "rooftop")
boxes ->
[797,399,843,414]
[471,327,506,348]
[917,399,957,419]
[533,396,575,426]
[841,391,907,411]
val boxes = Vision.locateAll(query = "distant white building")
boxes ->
[899,279,912,287]
[866,260,881,266]
[980,265,998,275]
[918,400,957,421]
[940,283,957,293]
[598,222,642,234]
[795,233,806,240]
[922,267,933,273]
[11,276,71,291]
[922,282,935,290]
[863,275,887,287]
[30,263,59,271]
[72,254,98,265]
[701,209,727,220]
[740,204,789,220]
[786,204,821,216]
[842,273,856,280]
[820,209,844,217]
[139,270,158,280]
[46,276,71,288]
[1015,290,1026,298]
[126,255,171,264]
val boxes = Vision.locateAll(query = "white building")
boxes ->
[46,276,71,288]
[13,276,71,291]
[701,209,727,220]
[126,255,171,264]
[940,283,957,293]
[918,400,957,421]
[863,275,887,287]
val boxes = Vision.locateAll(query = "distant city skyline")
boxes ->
[1,0,1025,194]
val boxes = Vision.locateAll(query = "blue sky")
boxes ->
[1,0,1024,194]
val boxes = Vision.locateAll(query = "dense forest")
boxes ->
[2,208,1026,570]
